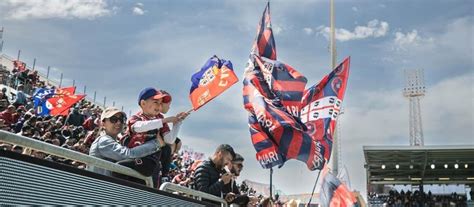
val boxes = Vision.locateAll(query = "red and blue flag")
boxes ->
[243,55,326,171]
[189,56,238,110]
[320,166,359,207]
[300,57,350,162]
[33,86,85,116]
[243,2,351,171]
[251,2,277,60]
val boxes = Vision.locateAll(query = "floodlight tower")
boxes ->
[403,69,426,146]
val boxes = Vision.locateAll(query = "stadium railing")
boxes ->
[0,130,153,187]
[160,182,229,207]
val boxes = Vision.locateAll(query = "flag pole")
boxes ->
[186,108,194,114]
[329,0,339,176]
[307,170,322,206]
[270,167,273,200]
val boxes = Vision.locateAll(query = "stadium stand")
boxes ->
[364,145,474,206]
[0,53,277,206]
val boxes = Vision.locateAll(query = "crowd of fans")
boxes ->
[0,61,284,206]
[368,190,470,207]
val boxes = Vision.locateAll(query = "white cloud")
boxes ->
[352,6,358,12]
[273,24,283,35]
[317,19,389,42]
[303,27,313,35]
[132,3,145,16]
[385,17,472,71]
[1,0,112,20]
[132,7,145,15]
[393,30,434,51]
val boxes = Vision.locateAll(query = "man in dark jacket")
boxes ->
[194,144,235,197]
[222,153,258,206]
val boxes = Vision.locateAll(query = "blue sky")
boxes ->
[1,0,472,197]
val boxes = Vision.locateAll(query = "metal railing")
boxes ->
[0,130,153,187]
[159,182,229,207]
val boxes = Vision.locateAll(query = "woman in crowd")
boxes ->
[87,107,164,176]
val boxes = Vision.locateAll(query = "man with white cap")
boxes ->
[87,107,163,176]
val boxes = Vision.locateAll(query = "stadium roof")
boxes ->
[363,145,474,185]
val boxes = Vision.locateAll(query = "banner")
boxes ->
[189,56,238,110]
[300,57,350,162]
[243,56,325,171]
[33,86,84,117]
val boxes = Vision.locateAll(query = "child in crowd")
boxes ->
[120,87,189,187]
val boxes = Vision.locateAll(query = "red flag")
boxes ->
[48,94,85,116]
[55,86,76,96]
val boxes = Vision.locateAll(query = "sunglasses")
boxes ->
[108,116,125,124]
[234,163,243,168]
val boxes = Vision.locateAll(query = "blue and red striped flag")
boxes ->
[300,57,351,163]
[243,56,326,171]
[320,166,358,207]
[251,2,277,60]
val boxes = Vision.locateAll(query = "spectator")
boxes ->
[121,87,185,187]
[13,84,27,107]
[0,105,16,126]
[194,144,235,198]
[157,90,189,183]
[65,107,85,127]
[82,112,98,131]
[0,91,10,111]
[87,107,163,176]
[223,153,258,206]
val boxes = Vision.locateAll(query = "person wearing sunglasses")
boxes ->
[87,107,163,176]
[222,153,259,206]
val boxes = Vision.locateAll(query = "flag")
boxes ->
[53,86,78,116]
[49,94,85,116]
[251,2,277,60]
[300,57,350,162]
[189,56,238,110]
[243,56,325,171]
[320,166,358,207]
[253,55,307,118]
[33,86,84,117]
[33,88,55,116]
[55,86,76,96]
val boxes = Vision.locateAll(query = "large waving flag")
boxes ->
[49,94,85,116]
[189,56,238,110]
[253,55,307,118]
[320,166,358,207]
[300,57,350,162]
[33,86,85,116]
[243,56,325,171]
[251,2,276,60]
